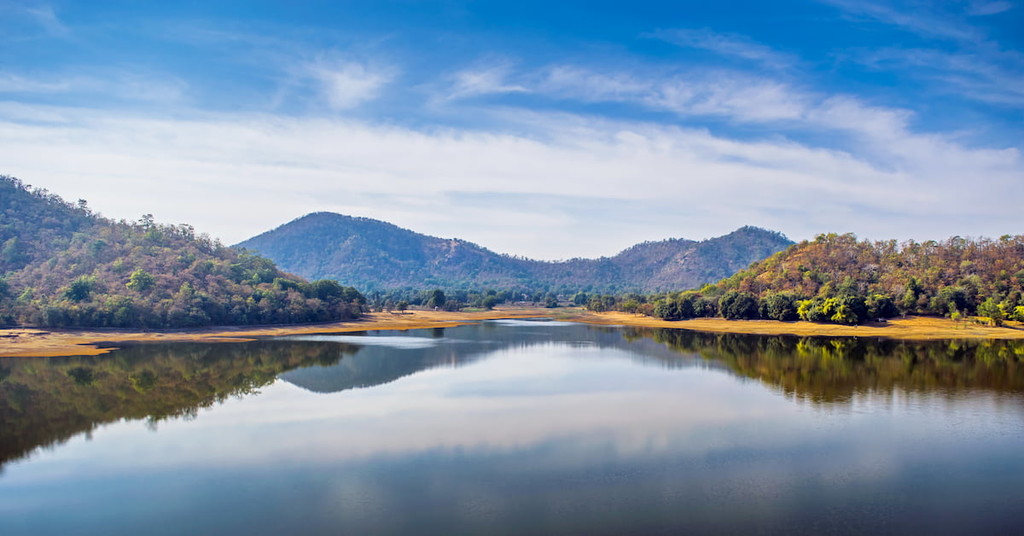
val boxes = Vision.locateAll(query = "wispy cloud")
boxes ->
[0,69,188,103]
[648,28,796,68]
[856,47,1024,106]
[441,61,529,102]
[821,0,1024,108]
[303,58,395,110]
[820,0,985,43]
[966,1,1013,16]
[18,3,69,37]
[532,64,916,143]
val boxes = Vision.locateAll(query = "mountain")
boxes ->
[0,176,364,328]
[236,212,793,292]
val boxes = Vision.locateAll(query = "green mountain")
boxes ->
[0,176,364,328]
[236,212,793,292]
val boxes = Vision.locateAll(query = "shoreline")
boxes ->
[2,308,1023,358]
[571,311,1024,340]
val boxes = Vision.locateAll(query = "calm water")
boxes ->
[2,320,1023,535]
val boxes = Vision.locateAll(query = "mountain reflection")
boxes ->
[2,321,1023,470]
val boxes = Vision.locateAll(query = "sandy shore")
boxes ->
[2,308,1022,358]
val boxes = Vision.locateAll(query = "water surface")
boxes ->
[2,321,1022,535]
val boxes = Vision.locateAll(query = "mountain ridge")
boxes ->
[236,212,793,292]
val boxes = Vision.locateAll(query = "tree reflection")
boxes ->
[0,341,356,468]
[631,328,1024,403]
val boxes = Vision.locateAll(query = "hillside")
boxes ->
[646,232,1024,325]
[236,212,793,292]
[0,176,364,328]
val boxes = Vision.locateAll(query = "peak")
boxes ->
[724,226,791,241]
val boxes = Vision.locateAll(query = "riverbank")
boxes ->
[0,308,553,358]
[2,308,1023,357]
[571,311,1024,340]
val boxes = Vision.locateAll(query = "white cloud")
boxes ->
[0,101,1019,260]
[649,28,795,68]
[442,62,529,101]
[304,59,395,110]
[541,66,653,101]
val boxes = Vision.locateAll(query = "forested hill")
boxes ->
[236,212,793,292]
[647,232,1024,325]
[0,176,364,328]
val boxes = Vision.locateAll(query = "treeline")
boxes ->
[0,176,365,328]
[580,233,1024,326]
[363,288,565,311]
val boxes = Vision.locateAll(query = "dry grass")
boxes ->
[3,307,1022,358]
[567,311,1024,340]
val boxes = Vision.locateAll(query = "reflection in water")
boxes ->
[0,341,357,467]
[632,328,1024,403]
[3,324,1023,469]
[1,322,1023,534]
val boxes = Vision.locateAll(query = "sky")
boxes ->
[0,0,1021,260]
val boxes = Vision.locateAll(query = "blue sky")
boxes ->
[1,0,1021,259]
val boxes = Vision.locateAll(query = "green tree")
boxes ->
[426,289,446,309]
[63,275,97,302]
[977,298,1005,327]
[719,291,759,320]
[1010,306,1024,322]
[126,268,155,292]
[760,292,799,321]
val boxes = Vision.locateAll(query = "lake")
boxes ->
[2,320,1023,535]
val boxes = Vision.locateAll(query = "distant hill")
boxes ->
[236,212,793,292]
[0,176,364,328]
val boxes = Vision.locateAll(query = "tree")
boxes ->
[761,292,799,321]
[977,298,1005,327]
[426,289,446,309]
[126,268,155,292]
[1011,306,1024,322]
[830,304,859,325]
[63,275,97,302]
[653,299,679,320]
[719,291,759,320]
